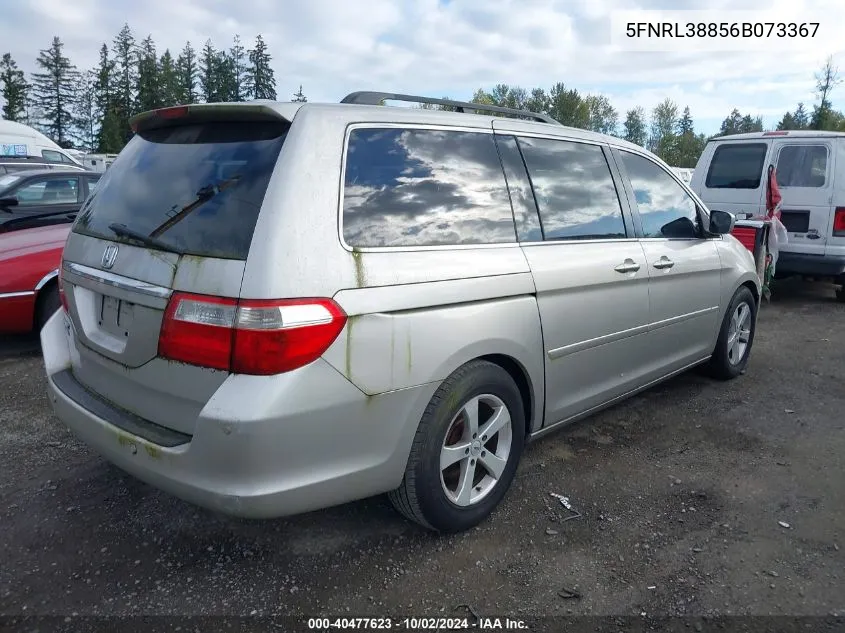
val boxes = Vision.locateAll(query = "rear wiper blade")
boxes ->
[108,222,181,253]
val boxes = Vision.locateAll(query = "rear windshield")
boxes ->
[72,119,288,260]
[705,143,767,189]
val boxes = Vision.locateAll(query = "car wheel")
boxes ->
[836,276,845,303]
[388,360,525,533]
[36,284,61,331]
[707,286,757,380]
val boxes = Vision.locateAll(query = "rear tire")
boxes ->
[707,286,757,380]
[36,284,61,331]
[388,360,525,533]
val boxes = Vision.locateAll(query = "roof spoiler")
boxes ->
[130,103,296,134]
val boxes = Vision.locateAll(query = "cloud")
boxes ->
[2,0,845,134]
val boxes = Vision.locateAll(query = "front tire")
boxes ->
[707,286,757,380]
[389,360,525,533]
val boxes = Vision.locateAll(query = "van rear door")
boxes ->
[770,138,836,257]
[59,104,292,437]
[692,139,771,218]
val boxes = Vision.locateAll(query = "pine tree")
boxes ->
[112,23,137,142]
[649,98,679,161]
[199,39,219,102]
[246,35,276,100]
[74,70,97,150]
[677,106,694,135]
[776,111,796,130]
[135,35,161,112]
[30,36,80,146]
[292,85,307,102]
[215,50,236,102]
[794,103,809,129]
[229,35,247,101]
[175,42,198,104]
[93,43,123,153]
[158,50,178,107]
[1,53,29,121]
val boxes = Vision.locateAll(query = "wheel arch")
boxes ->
[478,353,537,438]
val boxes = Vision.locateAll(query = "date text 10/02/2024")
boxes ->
[306,617,529,630]
[625,22,820,38]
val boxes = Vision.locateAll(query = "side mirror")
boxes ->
[0,197,18,208]
[708,209,735,235]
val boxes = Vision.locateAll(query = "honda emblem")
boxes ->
[101,244,119,269]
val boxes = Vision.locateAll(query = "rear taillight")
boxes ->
[833,207,845,237]
[157,293,347,375]
[57,268,68,312]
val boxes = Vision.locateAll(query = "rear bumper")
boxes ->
[776,252,845,278]
[41,310,438,519]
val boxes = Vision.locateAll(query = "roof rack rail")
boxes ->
[340,91,560,125]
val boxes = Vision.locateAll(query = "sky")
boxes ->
[2,0,845,136]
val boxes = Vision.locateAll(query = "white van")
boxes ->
[690,131,845,300]
[0,120,84,167]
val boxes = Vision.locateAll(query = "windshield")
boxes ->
[72,119,289,260]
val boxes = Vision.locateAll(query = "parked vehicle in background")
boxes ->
[691,130,845,301]
[0,156,87,174]
[0,169,101,233]
[0,224,68,333]
[669,166,693,185]
[40,94,760,533]
[80,153,118,173]
[0,120,84,167]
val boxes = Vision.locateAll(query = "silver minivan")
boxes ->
[691,130,845,301]
[41,93,761,532]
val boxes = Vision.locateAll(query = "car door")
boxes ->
[615,149,723,373]
[771,140,835,256]
[495,131,652,426]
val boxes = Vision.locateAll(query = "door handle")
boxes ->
[614,259,641,273]
[653,256,675,270]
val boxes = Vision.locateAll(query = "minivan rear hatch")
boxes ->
[59,104,292,436]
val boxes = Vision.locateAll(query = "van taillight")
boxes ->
[157,293,347,375]
[833,207,845,237]
[57,268,68,312]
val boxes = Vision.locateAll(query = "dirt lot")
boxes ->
[1,278,844,626]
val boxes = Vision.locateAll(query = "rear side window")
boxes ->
[73,120,288,260]
[776,144,828,187]
[705,143,767,189]
[517,137,626,241]
[342,128,516,248]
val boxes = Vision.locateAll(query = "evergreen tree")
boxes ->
[292,85,307,102]
[1,53,29,121]
[93,43,123,153]
[623,107,648,147]
[548,82,589,129]
[776,111,796,130]
[525,87,550,115]
[30,36,80,146]
[74,70,97,150]
[677,106,694,135]
[794,102,809,128]
[112,23,137,142]
[199,39,219,102]
[136,35,161,112]
[246,35,276,99]
[229,35,248,101]
[158,50,179,107]
[175,42,198,104]
[215,50,236,101]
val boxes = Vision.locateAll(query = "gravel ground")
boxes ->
[1,278,844,626]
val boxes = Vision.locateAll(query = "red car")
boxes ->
[0,223,68,333]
